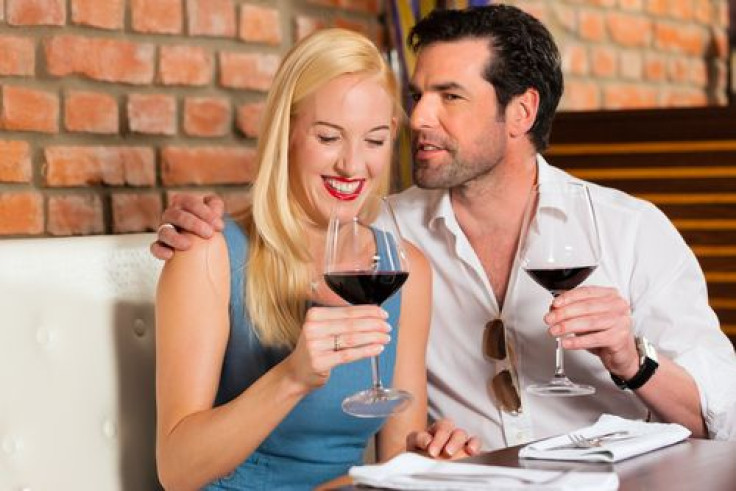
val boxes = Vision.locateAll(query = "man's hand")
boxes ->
[406,419,481,459]
[545,286,640,379]
[150,194,226,260]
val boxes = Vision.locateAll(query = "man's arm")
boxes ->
[151,194,226,260]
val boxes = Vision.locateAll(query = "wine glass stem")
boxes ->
[370,356,383,390]
[554,337,566,378]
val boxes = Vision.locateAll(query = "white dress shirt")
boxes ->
[390,155,736,449]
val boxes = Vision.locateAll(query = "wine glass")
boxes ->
[324,195,413,417]
[518,181,600,396]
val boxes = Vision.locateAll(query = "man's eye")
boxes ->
[410,93,421,102]
[443,93,461,101]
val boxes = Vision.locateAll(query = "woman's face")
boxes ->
[289,73,395,226]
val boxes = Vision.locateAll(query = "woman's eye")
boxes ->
[317,135,339,143]
[366,139,386,147]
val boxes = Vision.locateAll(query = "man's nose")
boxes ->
[410,95,437,131]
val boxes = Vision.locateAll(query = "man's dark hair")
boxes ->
[408,5,563,151]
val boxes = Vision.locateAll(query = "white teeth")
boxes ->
[325,178,360,194]
[421,144,440,151]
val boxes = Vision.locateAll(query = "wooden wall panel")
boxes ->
[548,107,736,346]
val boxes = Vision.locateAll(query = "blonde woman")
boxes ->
[155,29,479,490]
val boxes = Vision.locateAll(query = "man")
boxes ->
[153,5,736,448]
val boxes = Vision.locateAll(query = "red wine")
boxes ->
[324,271,409,305]
[524,266,596,295]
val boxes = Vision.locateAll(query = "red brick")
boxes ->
[127,94,176,136]
[0,36,35,76]
[550,4,576,33]
[48,194,104,236]
[64,91,119,134]
[337,0,380,14]
[0,140,31,182]
[293,16,327,41]
[0,191,43,235]
[45,35,155,85]
[183,97,231,137]
[221,190,251,215]
[713,29,729,59]
[220,52,279,91]
[1,86,58,133]
[71,0,124,30]
[7,0,65,26]
[112,192,162,233]
[159,45,213,86]
[619,51,643,80]
[646,0,668,16]
[591,46,618,78]
[668,0,693,20]
[690,59,708,87]
[44,146,155,187]
[603,84,658,109]
[239,5,282,46]
[607,13,651,47]
[187,0,236,37]
[667,57,690,83]
[693,0,713,24]
[659,88,708,108]
[334,16,373,38]
[131,0,182,34]
[511,1,548,22]
[562,44,588,76]
[619,0,643,11]
[579,10,607,42]
[655,22,708,56]
[644,54,667,82]
[560,80,600,111]
[161,146,256,185]
[236,101,265,138]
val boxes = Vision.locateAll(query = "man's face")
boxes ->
[409,38,507,189]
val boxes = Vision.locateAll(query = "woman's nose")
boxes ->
[335,142,361,175]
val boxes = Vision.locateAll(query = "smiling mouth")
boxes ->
[323,176,364,200]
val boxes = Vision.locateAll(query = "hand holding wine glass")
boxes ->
[324,195,413,417]
[518,181,601,396]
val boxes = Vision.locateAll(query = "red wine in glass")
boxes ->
[518,181,600,396]
[324,196,413,417]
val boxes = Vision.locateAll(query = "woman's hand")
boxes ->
[406,418,481,459]
[283,305,392,392]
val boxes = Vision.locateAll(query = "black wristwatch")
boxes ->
[610,336,659,390]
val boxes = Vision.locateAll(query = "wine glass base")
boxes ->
[342,387,413,418]
[527,377,596,397]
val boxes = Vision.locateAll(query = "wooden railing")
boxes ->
[548,106,736,346]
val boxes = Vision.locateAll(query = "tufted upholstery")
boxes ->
[0,233,163,491]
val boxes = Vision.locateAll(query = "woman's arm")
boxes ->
[156,233,393,490]
[155,234,310,490]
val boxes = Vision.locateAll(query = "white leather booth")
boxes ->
[0,234,163,490]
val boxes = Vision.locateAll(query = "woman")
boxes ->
[155,29,477,490]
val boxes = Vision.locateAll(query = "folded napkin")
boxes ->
[349,452,619,490]
[519,414,691,463]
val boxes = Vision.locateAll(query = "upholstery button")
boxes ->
[2,436,21,454]
[102,420,118,439]
[35,327,54,346]
[133,319,147,337]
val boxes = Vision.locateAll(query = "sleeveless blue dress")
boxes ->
[203,219,402,490]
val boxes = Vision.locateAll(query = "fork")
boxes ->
[568,430,631,448]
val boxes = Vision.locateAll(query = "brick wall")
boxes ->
[0,0,382,236]
[506,0,731,110]
[0,0,730,236]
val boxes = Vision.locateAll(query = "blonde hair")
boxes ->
[240,28,401,348]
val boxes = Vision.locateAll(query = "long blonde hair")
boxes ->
[241,28,401,348]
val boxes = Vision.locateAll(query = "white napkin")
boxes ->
[349,452,619,490]
[519,414,691,463]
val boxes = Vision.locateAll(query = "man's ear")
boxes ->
[507,88,539,138]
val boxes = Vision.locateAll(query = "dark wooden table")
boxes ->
[342,438,736,490]
[462,438,736,491]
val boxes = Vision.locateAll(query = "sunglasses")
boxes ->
[483,319,522,414]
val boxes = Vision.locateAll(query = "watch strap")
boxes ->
[610,337,659,390]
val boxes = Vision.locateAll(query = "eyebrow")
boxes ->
[408,81,467,93]
[313,121,390,133]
